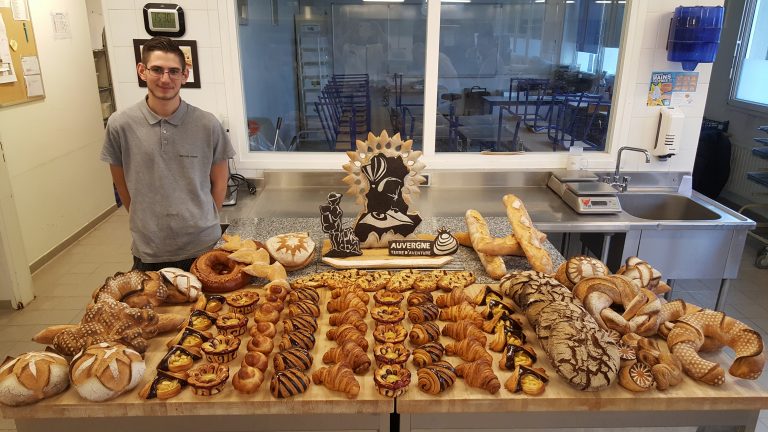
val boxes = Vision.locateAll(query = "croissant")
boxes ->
[329,325,369,351]
[435,289,479,308]
[445,338,492,363]
[455,359,500,394]
[322,341,371,374]
[441,321,487,344]
[288,300,321,318]
[270,368,310,398]
[327,293,368,313]
[327,323,363,341]
[273,347,313,371]
[282,314,318,333]
[288,287,320,304]
[331,287,369,304]
[408,302,440,324]
[439,302,483,327]
[417,361,457,395]
[329,308,367,326]
[407,292,433,307]
[312,363,360,399]
[279,329,316,351]
[412,342,445,368]
[409,322,441,346]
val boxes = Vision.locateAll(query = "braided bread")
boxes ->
[417,360,457,394]
[573,275,661,336]
[616,256,671,295]
[554,256,609,289]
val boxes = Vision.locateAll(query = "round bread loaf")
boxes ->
[70,342,145,402]
[265,232,316,271]
[544,320,619,391]
[0,352,69,406]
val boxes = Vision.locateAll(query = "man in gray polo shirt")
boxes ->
[101,37,235,271]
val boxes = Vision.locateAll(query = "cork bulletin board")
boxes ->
[0,0,44,108]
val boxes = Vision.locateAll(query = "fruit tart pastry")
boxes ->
[374,363,411,397]
[166,327,212,352]
[373,290,404,306]
[373,343,410,367]
[216,312,248,336]
[187,363,229,396]
[188,310,217,331]
[371,305,405,325]
[201,334,241,363]
[373,323,407,344]
[226,290,260,315]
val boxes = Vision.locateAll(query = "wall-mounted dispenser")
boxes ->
[667,6,724,71]
[653,107,684,160]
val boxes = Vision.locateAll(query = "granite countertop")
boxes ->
[221,217,565,284]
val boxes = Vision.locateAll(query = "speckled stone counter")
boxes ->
[220,217,564,283]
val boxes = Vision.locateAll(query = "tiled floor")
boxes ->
[0,195,766,431]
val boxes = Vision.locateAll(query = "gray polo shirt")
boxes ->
[100,99,235,262]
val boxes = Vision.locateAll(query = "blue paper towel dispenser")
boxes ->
[667,6,724,71]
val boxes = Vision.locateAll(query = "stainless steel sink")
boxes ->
[618,193,721,220]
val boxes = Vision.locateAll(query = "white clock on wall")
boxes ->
[143,3,185,38]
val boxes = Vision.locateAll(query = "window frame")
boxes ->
[728,0,768,114]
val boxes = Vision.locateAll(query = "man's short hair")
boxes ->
[141,37,186,70]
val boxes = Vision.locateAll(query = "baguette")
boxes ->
[465,210,507,280]
[501,194,553,274]
[455,232,547,256]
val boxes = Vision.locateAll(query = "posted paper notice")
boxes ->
[25,74,43,97]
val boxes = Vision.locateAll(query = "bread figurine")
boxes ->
[445,338,492,363]
[322,341,371,375]
[265,232,315,271]
[70,342,145,402]
[407,302,440,324]
[273,347,314,372]
[270,368,310,398]
[412,342,445,368]
[438,302,483,327]
[465,209,507,279]
[312,363,360,399]
[502,194,553,274]
[409,322,441,346]
[232,365,264,394]
[441,320,486,344]
[0,352,69,406]
[417,360,457,395]
[455,359,500,394]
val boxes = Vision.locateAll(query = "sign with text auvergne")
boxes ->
[389,239,434,256]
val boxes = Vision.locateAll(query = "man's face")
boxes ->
[137,51,188,101]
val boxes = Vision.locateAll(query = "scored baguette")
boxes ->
[465,209,507,279]
[501,194,553,274]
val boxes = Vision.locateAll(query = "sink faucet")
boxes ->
[605,146,651,192]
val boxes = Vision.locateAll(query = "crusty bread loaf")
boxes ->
[502,194,553,274]
[465,209,507,279]
[70,342,145,402]
[0,352,69,406]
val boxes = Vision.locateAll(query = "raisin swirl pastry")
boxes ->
[499,344,537,370]
[282,314,318,333]
[373,324,407,344]
[270,368,310,398]
[279,329,316,351]
[273,347,314,371]
[373,343,410,367]
[409,321,440,346]
[288,288,320,304]
[412,341,445,368]
[407,291,433,307]
[371,305,405,325]
[417,360,457,395]
[374,363,411,397]
[288,300,321,318]
[408,302,440,324]
[374,290,404,306]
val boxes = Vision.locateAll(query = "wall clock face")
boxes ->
[143,3,185,37]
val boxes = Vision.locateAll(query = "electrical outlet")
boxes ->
[421,173,431,187]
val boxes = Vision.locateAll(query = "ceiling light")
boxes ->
[362,0,404,2]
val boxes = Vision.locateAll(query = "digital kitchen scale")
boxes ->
[547,171,622,214]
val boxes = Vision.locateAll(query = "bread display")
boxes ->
[312,363,360,399]
[190,249,252,293]
[412,342,445,368]
[70,342,145,402]
[187,363,229,396]
[374,324,408,344]
[455,359,500,394]
[409,322,441,346]
[0,352,69,406]
[265,232,315,271]
[232,365,264,394]
[270,368,310,398]
[465,209,507,279]
[502,194,553,274]
[665,310,765,385]
[417,361,457,395]
[554,256,610,289]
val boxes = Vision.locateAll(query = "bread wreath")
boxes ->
[666,310,765,385]
[190,249,251,293]
[572,275,661,336]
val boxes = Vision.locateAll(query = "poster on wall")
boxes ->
[132,39,201,89]
[647,71,698,107]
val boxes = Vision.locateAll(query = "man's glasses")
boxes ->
[146,66,183,79]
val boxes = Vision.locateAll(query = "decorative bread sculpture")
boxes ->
[616,256,671,295]
[554,256,609,289]
[265,232,316,271]
[0,352,69,406]
[573,275,661,336]
[158,267,202,303]
[465,209,507,279]
[665,310,765,385]
[502,194,553,274]
[656,299,703,338]
[312,363,360,399]
[70,342,145,402]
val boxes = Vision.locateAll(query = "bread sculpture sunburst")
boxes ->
[342,131,427,248]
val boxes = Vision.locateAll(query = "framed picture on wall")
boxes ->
[132,39,201,89]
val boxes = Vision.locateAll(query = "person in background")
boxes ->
[100,37,235,271]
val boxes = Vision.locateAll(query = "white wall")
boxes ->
[0,0,115,271]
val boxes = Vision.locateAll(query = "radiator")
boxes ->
[723,144,768,203]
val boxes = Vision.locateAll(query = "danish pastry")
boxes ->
[201,334,241,363]
[417,361,457,395]
[189,310,216,332]
[226,290,260,315]
[499,344,537,370]
[437,271,476,293]
[408,302,440,324]
[371,305,406,325]
[166,327,211,351]
[411,270,446,293]
[412,342,445,368]
[139,372,185,400]
[216,312,248,337]
[270,368,310,398]
[387,270,421,292]
[374,323,408,344]
[353,270,391,292]
[158,345,200,373]
[312,363,360,399]
[408,321,440,346]
[192,294,225,313]
[273,347,314,372]
[374,343,410,367]
[504,365,548,396]
[374,290,404,306]
[374,363,411,398]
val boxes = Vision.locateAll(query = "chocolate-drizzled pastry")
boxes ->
[157,345,201,373]
[139,371,186,400]
[192,294,226,313]
[482,311,523,334]
[417,360,456,395]
[270,368,310,398]
[412,341,445,368]
[482,299,514,319]
[504,365,548,396]
[409,321,440,346]
[188,310,216,331]
[279,329,316,351]
[166,326,211,351]
[477,286,503,306]
[288,300,321,318]
[273,347,314,371]
[499,344,537,370]
[407,291,433,307]
[282,314,318,333]
[288,288,320,304]
[408,302,440,324]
